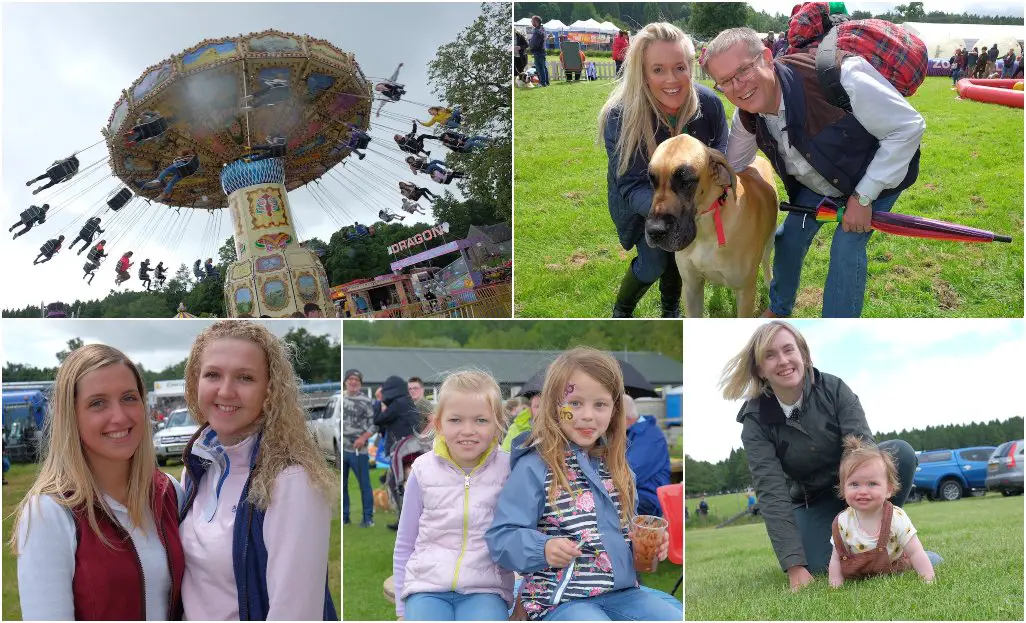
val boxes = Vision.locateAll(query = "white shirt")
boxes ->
[727,55,926,202]
[16,487,180,621]
[180,433,332,621]
[777,396,803,419]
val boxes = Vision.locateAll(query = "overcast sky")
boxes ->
[2,318,341,371]
[1,2,486,310]
[745,1,1023,17]
[683,319,1024,462]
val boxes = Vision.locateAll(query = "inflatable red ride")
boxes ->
[957,78,1024,109]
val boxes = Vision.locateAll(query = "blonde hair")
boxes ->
[184,320,337,510]
[10,344,156,554]
[719,321,813,401]
[598,22,700,177]
[526,347,636,527]
[430,370,507,443]
[837,435,901,499]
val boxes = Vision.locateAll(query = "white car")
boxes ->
[153,408,199,466]
[307,392,341,466]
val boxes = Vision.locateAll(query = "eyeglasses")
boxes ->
[713,56,763,93]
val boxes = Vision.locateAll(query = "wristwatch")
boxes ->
[855,192,872,207]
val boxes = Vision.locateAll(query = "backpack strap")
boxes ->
[815,28,852,112]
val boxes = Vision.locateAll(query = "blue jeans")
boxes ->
[543,587,682,621]
[156,164,183,195]
[463,136,490,150]
[769,186,901,317]
[405,591,508,621]
[792,439,917,574]
[425,160,447,176]
[951,67,961,85]
[533,52,550,86]
[342,450,372,523]
[630,235,673,284]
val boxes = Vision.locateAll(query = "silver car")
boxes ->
[153,408,199,466]
[986,439,1024,496]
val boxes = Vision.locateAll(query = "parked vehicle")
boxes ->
[2,390,47,463]
[153,408,200,466]
[307,391,341,466]
[986,440,1024,496]
[913,446,995,501]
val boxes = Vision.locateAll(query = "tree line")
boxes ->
[343,319,683,362]
[2,329,341,386]
[514,2,1021,41]
[685,416,1024,495]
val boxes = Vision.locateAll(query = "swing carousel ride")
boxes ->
[14,28,479,318]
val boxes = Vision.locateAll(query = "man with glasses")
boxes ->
[704,28,924,318]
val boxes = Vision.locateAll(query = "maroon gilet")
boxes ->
[70,469,185,620]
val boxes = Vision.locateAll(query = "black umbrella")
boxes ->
[518,359,659,399]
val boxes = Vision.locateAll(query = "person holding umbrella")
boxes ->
[718,321,919,592]
[704,27,925,318]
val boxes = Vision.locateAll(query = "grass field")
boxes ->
[685,492,1024,620]
[513,76,1024,318]
[1,461,341,621]
[342,467,683,620]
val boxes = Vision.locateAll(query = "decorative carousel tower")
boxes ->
[220,158,331,317]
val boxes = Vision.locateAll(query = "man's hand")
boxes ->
[544,538,582,568]
[787,565,814,592]
[353,437,367,450]
[841,195,873,234]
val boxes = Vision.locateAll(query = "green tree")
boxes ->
[218,236,237,266]
[688,2,751,39]
[427,3,512,220]
[56,338,84,364]
[571,2,597,22]
[284,328,342,383]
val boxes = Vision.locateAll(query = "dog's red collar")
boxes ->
[700,187,731,247]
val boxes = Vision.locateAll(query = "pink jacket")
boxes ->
[400,437,514,606]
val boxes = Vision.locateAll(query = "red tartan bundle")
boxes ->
[786,2,928,97]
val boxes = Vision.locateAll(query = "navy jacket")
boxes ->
[529,26,546,54]
[604,84,729,250]
[181,429,337,621]
[626,415,671,517]
[375,375,421,448]
[738,54,920,203]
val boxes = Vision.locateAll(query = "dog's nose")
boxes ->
[645,213,675,241]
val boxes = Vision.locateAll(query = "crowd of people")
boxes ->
[343,348,678,620]
[949,43,1023,85]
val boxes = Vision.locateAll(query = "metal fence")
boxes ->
[347,281,512,319]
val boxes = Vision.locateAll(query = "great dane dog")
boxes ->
[644,134,778,318]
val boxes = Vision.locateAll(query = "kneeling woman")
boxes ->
[179,320,338,619]
[13,344,184,620]
[598,22,728,317]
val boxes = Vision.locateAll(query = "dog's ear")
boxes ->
[708,148,737,192]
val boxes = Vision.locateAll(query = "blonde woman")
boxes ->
[719,321,916,592]
[598,22,728,318]
[12,344,184,620]
[487,348,676,620]
[179,320,337,619]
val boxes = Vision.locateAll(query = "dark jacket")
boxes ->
[738,53,920,204]
[181,429,337,621]
[375,375,421,449]
[529,26,545,54]
[71,469,184,620]
[626,415,671,516]
[604,84,729,250]
[988,46,999,61]
[737,367,872,571]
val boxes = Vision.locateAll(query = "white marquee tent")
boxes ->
[900,22,1025,58]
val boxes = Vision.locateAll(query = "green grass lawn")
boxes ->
[2,461,341,621]
[685,493,1024,620]
[343,468,683,620]
[513,76,1024,318]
